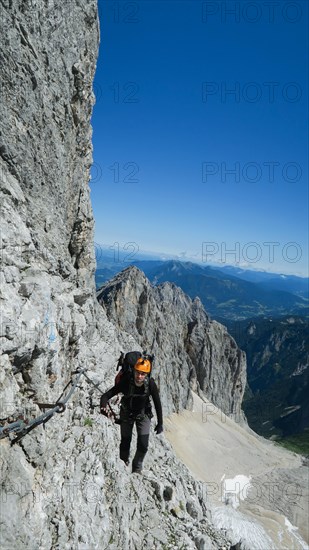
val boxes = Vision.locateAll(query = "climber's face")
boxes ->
[134,369,146,387]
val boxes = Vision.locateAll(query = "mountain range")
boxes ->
[96,258,308,322]
[96,257,309,442]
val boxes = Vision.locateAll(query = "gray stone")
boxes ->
[194,534,216,549]
[97,266,247,421]
[0,2,294,550]
[186,496,203,520]
[163,485,174,501]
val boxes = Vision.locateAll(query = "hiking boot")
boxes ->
[132,450,145,474]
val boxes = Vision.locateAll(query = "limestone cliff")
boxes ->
[0,2,235,548]
[97,266,247,422]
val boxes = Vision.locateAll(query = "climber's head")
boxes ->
[134,358,151,386]
[134,358,151,374]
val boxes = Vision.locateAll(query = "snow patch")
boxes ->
[292,363,308,376]
[284,518,309,550]
[280,405,301,418]
[212,505,275,550]
[221,474,251,508]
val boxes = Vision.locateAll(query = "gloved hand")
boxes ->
[100,395,108,412]
[155,424,163,434]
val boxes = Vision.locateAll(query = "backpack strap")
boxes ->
[126,373,151,411]
[144,375,150,397]
[128,373,150,395]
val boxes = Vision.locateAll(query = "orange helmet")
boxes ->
[134,358,151,374]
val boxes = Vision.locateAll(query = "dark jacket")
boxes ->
[102,374,163,425]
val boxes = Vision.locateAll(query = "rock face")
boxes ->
[1,0,98,273]
[0,2,237,548]
[97,266,247,421]
[0,0,105,430]
[233,316,309,438]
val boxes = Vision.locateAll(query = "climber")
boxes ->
[100,357,163,474]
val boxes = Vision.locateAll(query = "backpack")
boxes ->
[115,351,142,385]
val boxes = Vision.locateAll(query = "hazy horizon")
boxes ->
[94,242,309,279]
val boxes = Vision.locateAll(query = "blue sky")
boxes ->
[91,0,308,276]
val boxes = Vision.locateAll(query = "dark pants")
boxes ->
[119,408,151,471]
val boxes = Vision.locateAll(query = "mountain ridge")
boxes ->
[97,265,247,421]
[96,259,308,320]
